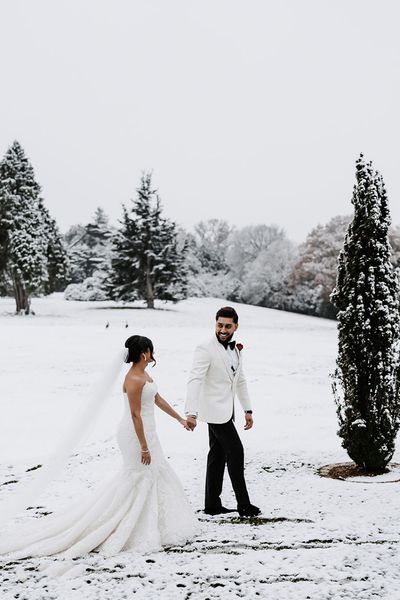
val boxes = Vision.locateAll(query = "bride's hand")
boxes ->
[179,417,191,431]
[141,449,151,465]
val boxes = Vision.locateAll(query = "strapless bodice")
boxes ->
[118,380,160,471]
[123,380,157,420]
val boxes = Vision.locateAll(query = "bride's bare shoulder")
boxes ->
[123,373,146,394]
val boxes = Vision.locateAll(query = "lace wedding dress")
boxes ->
[0,381,198,559]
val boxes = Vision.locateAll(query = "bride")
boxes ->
[0,335,199,559]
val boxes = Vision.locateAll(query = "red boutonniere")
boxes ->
[236,343,244,352]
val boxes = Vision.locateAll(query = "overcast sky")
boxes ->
[1,0,399,242]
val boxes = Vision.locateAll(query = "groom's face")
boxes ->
[215,317,238,343]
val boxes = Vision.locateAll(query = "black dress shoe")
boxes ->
[204,506,237,516]
[237,504,261,517]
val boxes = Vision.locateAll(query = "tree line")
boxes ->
[1,140,400,318]
[64,198,400,321]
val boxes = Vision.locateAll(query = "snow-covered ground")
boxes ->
[1,295,400,600]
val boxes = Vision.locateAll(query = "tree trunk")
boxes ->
[13,280,31,314]
[145,263,155,309]
[146,283,155,309]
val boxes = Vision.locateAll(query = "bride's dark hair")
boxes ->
[124,335,156,365]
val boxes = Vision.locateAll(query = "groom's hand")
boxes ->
[244,413,253,430]
[186,416,197,431]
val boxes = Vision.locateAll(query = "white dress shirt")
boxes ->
[227,344,239,373]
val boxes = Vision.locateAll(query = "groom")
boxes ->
[185,306,260,517]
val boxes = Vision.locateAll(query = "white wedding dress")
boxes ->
[0,381,198,560]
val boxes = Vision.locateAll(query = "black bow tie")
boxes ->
[220,340,236,350]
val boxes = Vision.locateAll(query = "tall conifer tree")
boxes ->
[331,155,400,471]
[38,199,67,293]
[111,172,186,308]
[0,141,67,313]
[65,207,113,284]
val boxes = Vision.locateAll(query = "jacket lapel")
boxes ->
[235,347,242,373]
[213,337,235,381]
[232,347,242,389]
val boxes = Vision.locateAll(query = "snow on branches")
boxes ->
[331,154,400,471]
[0,141,67,313]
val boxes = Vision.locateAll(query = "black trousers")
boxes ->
[205,419,250,510]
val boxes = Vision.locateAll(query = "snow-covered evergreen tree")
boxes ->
[0,141,66,313]
[111,172,187,308]
[38,199,67,294]
[64,208,114,300]
[331,155,400,471]
[85,207,113,271]
[65,208,113,284]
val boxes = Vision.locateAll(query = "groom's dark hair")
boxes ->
[215,306,238,324]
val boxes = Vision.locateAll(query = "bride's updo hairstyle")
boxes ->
[124,335,156,365]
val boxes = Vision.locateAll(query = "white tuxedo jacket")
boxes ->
[185,336,252,424]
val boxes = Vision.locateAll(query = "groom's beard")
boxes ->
[216,332,234,346]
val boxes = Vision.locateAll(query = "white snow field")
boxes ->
[1,295,400,600]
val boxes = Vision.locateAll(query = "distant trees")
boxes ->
[184,219,241,299]
[183,221,298,310]
[65,207,113,283]
[190,219,232,274]
[110,172,187,308]
[227,225,297,309]
[287,215,350,318]
[331,155,400,471]
[227,224,286,280]
[182,217,379,316]
[64,207,114,301]
[240,238,297,309]
[0,141,67,313]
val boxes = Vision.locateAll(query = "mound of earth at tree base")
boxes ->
[319,462,400,483]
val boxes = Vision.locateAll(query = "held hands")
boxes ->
[179,417,192,431]
[186,416,197,431]
[244,413,254,430]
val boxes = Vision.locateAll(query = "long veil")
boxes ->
[0,348,126,529]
